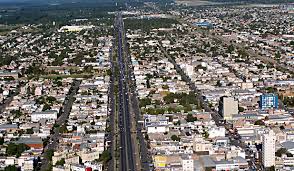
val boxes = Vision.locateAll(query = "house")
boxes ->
[0,124,19,133]
[144,115,169,133]
[31,110,58,122]
[17,137,43,149]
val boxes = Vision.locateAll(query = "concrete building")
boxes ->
[182,155,194,171]
[219,96,238,120]
[262,130,276,168]
[259,94,278,110]
[31,110,58,122]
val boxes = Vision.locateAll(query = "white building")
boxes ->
[144,115,169,133]
[182,156,194,171]
[58,25,94,32]
[219,96,238,120]
[34,87,42,96]
[262,130,276,168]
[208,126,226,138]
[31,110,58,122]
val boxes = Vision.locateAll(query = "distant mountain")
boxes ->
[0,0,114,3]
[209,0,294,3]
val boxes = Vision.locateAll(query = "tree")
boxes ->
[42,103,52,111]
[276,148,286,157]
[162,85,169,89]
[26,128,34,134]
[0,137,4,145]
[59,124,68,133]
[275,52,281,59]
[174,120,181,126]
[171,135,180,142]
[46,149,54,161]
[84,66,93,73]
[216,80,222,87]
[254,120,265,126]
[47,96,57,104]
[238,49,249,58]
[265,87,276,93]
[146,79,151,88]
[268,166,275,171]
[203,131,209,139]
[139,98,152,108]
[227,44,235,53]
[11,110,22,118]
[26,63,45,76]
[6,143,30,157]
[184,105,192,113]
[186,114,197,122]
[55,158,65,166]
[4,165,17,171]
[238,106,245,112]
[99,150,111,163]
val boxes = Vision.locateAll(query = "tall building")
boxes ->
[182,155,194,171]
[262,130,276,168]
[259,94,278,110]
[219,96,238,120]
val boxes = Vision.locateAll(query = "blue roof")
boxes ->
[193,22,213,27]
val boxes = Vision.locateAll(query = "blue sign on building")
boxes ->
[259,94,278,110]
[193,22,213,28]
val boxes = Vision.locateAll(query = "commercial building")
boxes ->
[182,155,194,171]
[31,110,58,122]
[262,130,276,168]
[259,94,278,110]
[218,96,238,120]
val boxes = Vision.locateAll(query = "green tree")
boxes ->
[46,149,54,161]
[4,165,17,171]
[227,44,235,53]
[203,131,209,139]
[98,150,111,163]
[254,120,265,126]
[26,128,34,134]
[186,114,197,122]
[55,158,65,166]
[171,135,181,142]
[275,52,281,59]
[162,85,169,89]
[42,103,52,111]
[47,96,57,104]
[59,124,68,133]
[139,98,152,108]
[6,143,30,157]
[11,110,22,118]
[268,166,275,171]
[276,148,292,157]
[0,137,4,145]
[238,106,245,112]
[216,80,222,87]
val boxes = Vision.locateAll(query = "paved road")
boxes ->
[159,44,248,147]
[0,83,21,113]
[115,12,136,171]
[159,45,222,125]
[128,63,153,171]
[40,79,81,171]
[121,16,152,171]
[107,46,116,171]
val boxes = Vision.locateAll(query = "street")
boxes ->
[115,12,136,171]
[40,80,81,171]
